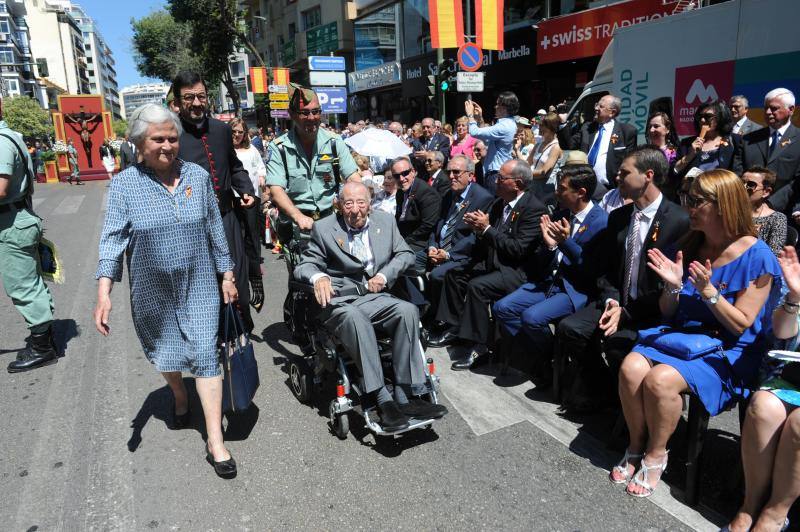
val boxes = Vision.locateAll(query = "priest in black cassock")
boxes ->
[169,71,258,332]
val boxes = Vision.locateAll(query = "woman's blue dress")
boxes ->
[634,240,782,415]
[96,160,234,377]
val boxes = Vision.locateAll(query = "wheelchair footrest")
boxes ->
[363,408,435,436]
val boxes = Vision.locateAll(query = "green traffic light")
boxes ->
[440,80,449,91]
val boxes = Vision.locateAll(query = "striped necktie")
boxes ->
[622,210,644,305]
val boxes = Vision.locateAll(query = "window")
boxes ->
[354,4,399,71]
[288,23,296,39]
[402,0,431,58]
[36,58,48,77]
[301,6,321,30]
[0,50,13,64]
[229,60,245,78]
[0,20,9,34]
[7,79,18,93]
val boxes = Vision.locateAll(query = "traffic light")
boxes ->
[437,59,455,93]
[427,73,436,102]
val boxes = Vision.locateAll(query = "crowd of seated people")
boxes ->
[287,86,800,518]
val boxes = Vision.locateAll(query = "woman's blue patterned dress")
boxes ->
[96,160,233,377]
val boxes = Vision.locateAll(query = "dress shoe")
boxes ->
[206,448,237,478]
[451,350,489,371]
[8,328,58,373]
[427,329,459,348]
[171,408,192,430]
[377,400,410,431]
[398,399,448,420]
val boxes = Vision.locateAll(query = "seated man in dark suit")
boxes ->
[427,154,494,282]
[294,182,447,431]
[424,150,451,197]
[392,156,442,273]
[428,160,547,370]
[734,88,800,214]
[557,94,637,201]
[555,146,690,410]
[493,164,608,383]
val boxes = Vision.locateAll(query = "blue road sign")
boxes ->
[314,87,347,114]
[308,56,346,71]
[457,43,483,73]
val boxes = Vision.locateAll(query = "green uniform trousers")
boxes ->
[0,208,54,333]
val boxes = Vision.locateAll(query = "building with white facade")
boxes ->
[0,0,41,103]
[66,3,120,117]
[24,0,89,97]
[120,83,169,120]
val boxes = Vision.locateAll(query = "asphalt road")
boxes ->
[0,181,749,531]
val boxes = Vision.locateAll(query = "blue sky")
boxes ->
[76,0,166,89]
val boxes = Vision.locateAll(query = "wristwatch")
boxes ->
[702,289,720,305]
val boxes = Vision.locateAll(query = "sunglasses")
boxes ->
[392,168,413,179]
[743,180,762,192]
[447,169,467,176]
[425,159,435,163]
[684,195,710,209]
[296,108,322,116]
[699,113,717,121]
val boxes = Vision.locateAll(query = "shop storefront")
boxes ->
[347,61,403,122]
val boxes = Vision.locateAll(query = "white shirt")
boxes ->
[733,116,748,135]
[590,119,615,186]
[309,218,386,287]
[599,188,626,213]
[371,191,397,215]
[624,193,663,300]
[235,145,267,198]
[557,201,594,263]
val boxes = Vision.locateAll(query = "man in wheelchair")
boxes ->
[294,182,448,431]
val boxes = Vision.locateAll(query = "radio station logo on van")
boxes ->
[673,61,734,136]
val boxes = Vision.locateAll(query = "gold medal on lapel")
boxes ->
[185,186,192,199]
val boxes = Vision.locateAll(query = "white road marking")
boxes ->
[52,194,85,216]
[430,346,722,531]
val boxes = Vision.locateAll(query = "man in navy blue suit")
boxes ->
[493,164,608,380]
[427,154,494,282]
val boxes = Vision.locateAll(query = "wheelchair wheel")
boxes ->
[289,359,313,404]
[329,401,349,440]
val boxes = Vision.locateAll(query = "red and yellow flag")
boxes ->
[428,0,465,49]
[272,68,290,87]
[250,67,268,93]
[476,0,504,50]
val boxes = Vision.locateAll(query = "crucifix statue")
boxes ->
[64,106,101,167]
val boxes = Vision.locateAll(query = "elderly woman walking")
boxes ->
[93,104,239,478]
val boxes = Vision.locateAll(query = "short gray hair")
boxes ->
[430,150,445,165]
[730,95,749,108]
[390,155,412,171]
[507,160,533,186]
[606,95,622,115]
[127,104,182,147]
[764,88,796,108]
[448,154,475,173]
[338,180,370,201]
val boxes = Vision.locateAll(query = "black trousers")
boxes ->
[435,265,525,345]
[221,210,253,333]
[556,303,640,401]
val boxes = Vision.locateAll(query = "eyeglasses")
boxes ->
[425,159,435,163]
[392,168,413,179]
[743,180,762,192]
[181,93,207,103]
[684,194,710,209]
[699,113,717,121]
[495,174,514,182]
[447,169,467,176]
[296,108,322,116]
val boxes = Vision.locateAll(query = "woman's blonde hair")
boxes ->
[682,169,755,259]
[353,153,370,171]
[519,127,535,146]
[229,117,250,148]
[455,116,470,127]
[443,123,453,135]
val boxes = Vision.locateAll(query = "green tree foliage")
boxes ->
[113,119,128,138]
[3,96,54,139]
[131,10,203,83]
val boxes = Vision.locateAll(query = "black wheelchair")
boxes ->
[280,237,442,440]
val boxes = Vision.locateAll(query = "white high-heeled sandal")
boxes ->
[626,452,669,498]
[609,449,643,484]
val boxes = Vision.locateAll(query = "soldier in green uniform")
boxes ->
[265,84,359,247]
[0,98,58,372]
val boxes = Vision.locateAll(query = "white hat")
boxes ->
[536,109,547,116]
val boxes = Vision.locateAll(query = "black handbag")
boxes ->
[221,303,259,413]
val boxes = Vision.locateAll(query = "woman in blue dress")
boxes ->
[93,104,239,478]
[724,246,800,532]
[609,169,782,497]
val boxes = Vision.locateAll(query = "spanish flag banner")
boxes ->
[272,68,290,87]
[250,67,268,93]
[475,0,504,50]
[428,0,465,49]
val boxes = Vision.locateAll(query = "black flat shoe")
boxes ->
[427,329,459,348]
[398,399,448,420]
[206,450,237,478]
[377,400,410,432]
[171,408,191,430]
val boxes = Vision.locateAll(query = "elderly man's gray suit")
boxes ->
[294,211,425,393]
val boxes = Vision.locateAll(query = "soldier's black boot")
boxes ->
[8,327,59,373]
